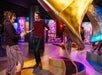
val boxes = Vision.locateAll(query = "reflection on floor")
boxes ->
[0,43,102,75]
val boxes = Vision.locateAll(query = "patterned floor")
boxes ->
[0,43,102,75]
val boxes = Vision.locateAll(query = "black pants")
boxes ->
[33,37,44,65]
[98,42,102,52]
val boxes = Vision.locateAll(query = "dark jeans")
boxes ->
[33,36,44,65]
[67,37,72,52]
[98,42,102,52]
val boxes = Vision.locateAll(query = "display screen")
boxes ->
[82,22,92,43]
[14,17,29,42]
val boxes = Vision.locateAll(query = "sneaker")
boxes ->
[33,64,39,69]
[38,63,42,69]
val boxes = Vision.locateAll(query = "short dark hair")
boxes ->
[34,11,40,16]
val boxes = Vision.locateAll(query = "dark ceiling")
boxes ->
[0,0,102,21]
[0,0,43,16]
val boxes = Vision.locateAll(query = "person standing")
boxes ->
[97,41,102,55]
[63,25,72,54]
[94,41,102,55]
[4,11,27,75]
[33,11,49,69]
[80,27,85,41]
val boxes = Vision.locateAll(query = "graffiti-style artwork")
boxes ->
[82,22,92,44]
[45,19,57,43]
[13,17,29,42]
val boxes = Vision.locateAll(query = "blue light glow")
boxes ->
[91,32,102,42]
[26,17,29,21]
[45,19,50,25]
[91,6,102,42]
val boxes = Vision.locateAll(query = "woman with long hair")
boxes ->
[4,11,27,75]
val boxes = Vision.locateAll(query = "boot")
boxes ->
[6,72,10,75]
[38,63,42,69]
[16,71,21,75]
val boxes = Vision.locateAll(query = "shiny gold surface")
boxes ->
[38,0,93,49]
[44,0,73,12]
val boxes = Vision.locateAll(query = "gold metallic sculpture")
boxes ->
[38,0,93,49]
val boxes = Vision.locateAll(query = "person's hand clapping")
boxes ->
[20,32,27,37]
[25,28,34,34]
